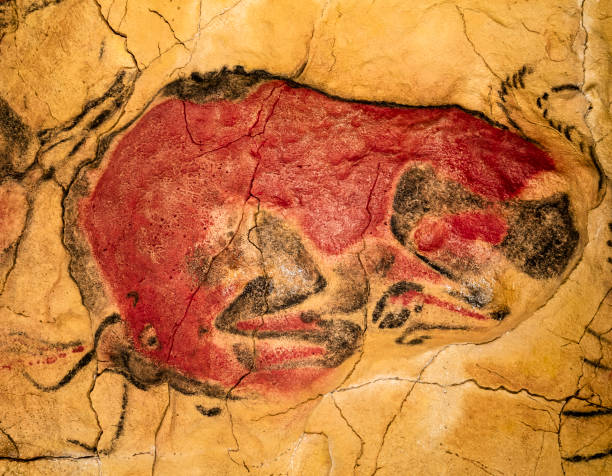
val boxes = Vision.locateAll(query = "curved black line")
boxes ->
[99,382,128,455]
[0,425,18,457]
[168,373,234,399]
[583,358,612,371]
[372,281,423,324]
[67,137,86,157]
[38,71,128,144]
[412,252,457,281]
[0,455,96,462]
[534,82,605,195]
[563,447,612,463]
[94,313,122,345]
[551,84,580,93]
[23,350,95,391]
[98,368,149,391]
[588,144,606,196]
[22,314,121,392]
[163,65,524,139]
[115,383,128,440]
[372,295,388,323]
[67,439,97,452]
[562,408,612,417]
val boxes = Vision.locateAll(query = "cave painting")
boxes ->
[67,70,580,399]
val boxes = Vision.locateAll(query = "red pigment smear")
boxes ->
[80,80,555,393]
[236,313,319,332]
[255,344,325,369]
[391,292,488,320]
[0,345,85,372]
[252,87,553,254]
[414,211,508,253]
[423,295,487,320]
[241,367,336,394]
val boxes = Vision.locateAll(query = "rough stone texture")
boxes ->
[0,0,610,475]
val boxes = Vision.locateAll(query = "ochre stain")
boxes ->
[80,81,555,393]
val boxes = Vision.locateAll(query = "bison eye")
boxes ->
[139,324,160,350]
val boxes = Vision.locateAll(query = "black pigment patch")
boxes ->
[489,307,510,321]
[0,97,31,177]
[196,405,222,417]
[126,291,139,306]
[501,194,579,279]
[233,343,255,371]
[378,309,410,329]
[390,215,406,246]
[403,338,424,345]
[215,276,269,335]
[390,167,580,282]
[331,260,369,314]
[87,108,113,130]
[390,165,484,249]
[123,351,165,387]
[299,310,320,323]
[163,67,275,104]
[388,280,424,297]
[372,294,388,323]
[314,319,362,367]
[255,212,326,312]
[375,252,395,276]
[372,281,423,325]
[0,1,18,39]
[392,167,439,216]
[138,324,160,351]
[448,287,491,308]
[42,166,56,180]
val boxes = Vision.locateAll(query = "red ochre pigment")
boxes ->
[81,81,554,392]
[413,211,508,254]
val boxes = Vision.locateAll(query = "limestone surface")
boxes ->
[0,1,611,475]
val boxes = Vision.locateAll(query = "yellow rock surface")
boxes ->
[0,0,610,474]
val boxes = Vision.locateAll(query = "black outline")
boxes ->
[562,408,612,417]
[563,448,612,463]
[22,314,120,391]
[57,66,603,401]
